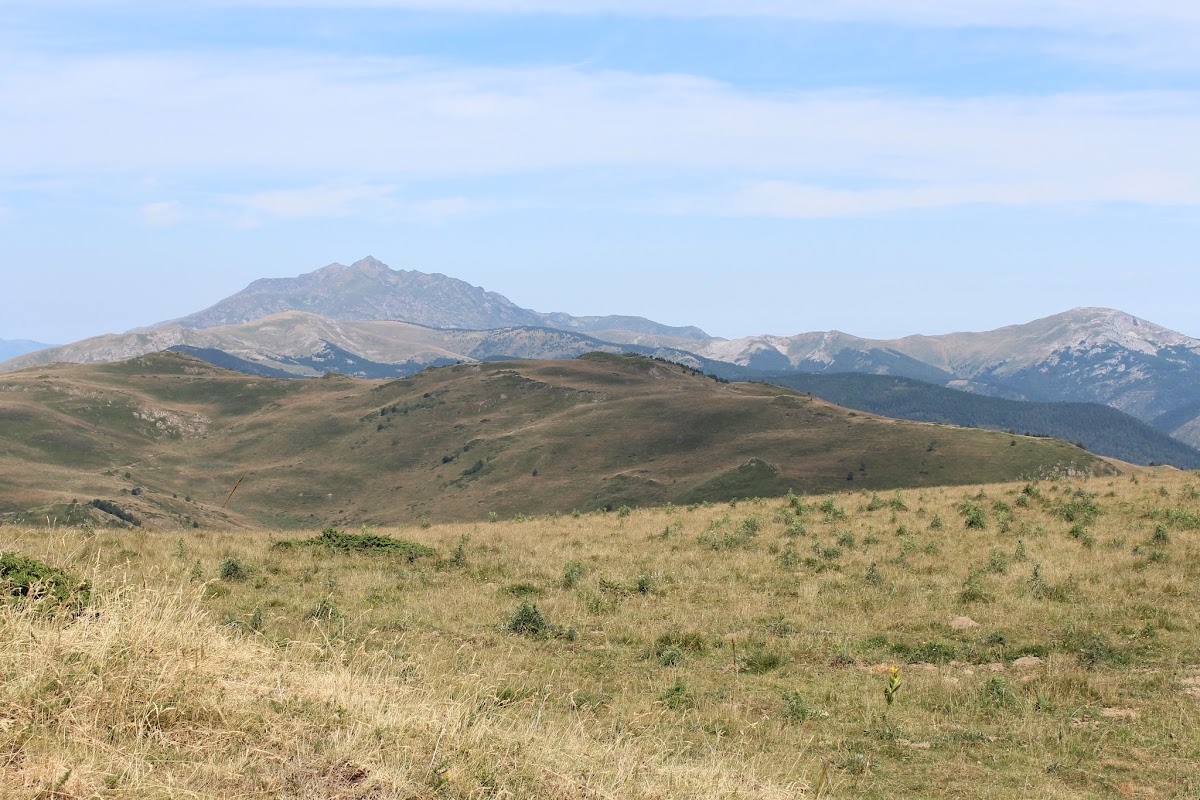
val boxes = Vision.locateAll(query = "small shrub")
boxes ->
[959,570,993,604]
[903,641,958,664]
[1066,629,1128,668]
[654,645,686,666]
[1029,564,1075,601]
[818,499,846,520]
[562,560,585,588]
[739,647,785,674]
[782,690,815,722]
[306,598,343,621]
[659,678,694,710]
[814,544,843,561]
[1014,539,1028,562]
[275,528,436,563]
[983,676,1016,707]
[958,501,987,530]
[1053,489,1102,524]
[219,557,250,581]
[0,552,90,611]
[505,582,543,597]
[506,601,553,637]
[653,630,708,657]
[451,535,469,567]
[635,572,660,595]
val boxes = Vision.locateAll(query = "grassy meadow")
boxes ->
[3,470,1200,798]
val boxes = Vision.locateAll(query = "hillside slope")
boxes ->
[0,352,1113,529]
[763,372,1200,469]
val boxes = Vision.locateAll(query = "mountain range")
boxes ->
[3,256,1198,456]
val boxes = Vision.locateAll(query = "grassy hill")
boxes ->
[759,372,1200,469]
[0,352,1114,530]
[3,470,1198,797]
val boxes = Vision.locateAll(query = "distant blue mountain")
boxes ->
[0,338,56,362]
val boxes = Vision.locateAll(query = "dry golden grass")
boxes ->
[4,470,1200,798]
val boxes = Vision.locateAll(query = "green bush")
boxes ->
[0,551,90,611]
[218,557,250,581]
[782,690,813,722]
[561,561,585,588]
[506,601,552,637]
[959,570,993,604]
[957,500,987,530]
[274,527,435,563]
[659,678,694,710]
[306,598,343,621]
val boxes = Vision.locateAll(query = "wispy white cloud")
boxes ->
[3,52,1198,217]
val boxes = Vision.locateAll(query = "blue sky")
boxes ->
[2,1,1198,344]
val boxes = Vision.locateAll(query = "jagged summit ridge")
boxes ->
[162,256,708,343]
[169,256,544,332]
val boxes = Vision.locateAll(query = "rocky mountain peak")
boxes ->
[1047,307,1198,356]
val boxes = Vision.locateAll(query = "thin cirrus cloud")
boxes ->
[4,50,1200,219]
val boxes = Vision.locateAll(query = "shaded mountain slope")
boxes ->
[762,372,1200,469]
